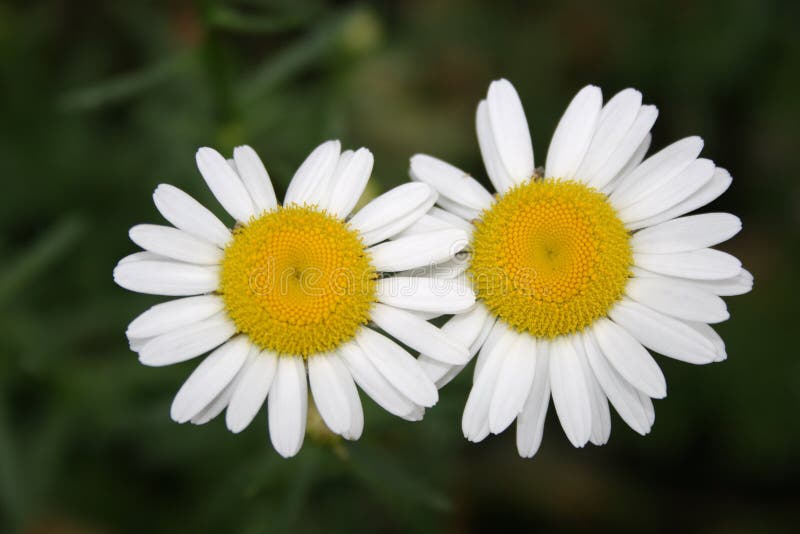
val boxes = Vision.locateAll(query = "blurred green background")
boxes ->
[1,0,798,532]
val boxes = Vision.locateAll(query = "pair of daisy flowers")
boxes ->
[114,80,751,458]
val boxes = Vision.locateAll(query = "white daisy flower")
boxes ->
[408,80,752,457]
[114,141,475,458]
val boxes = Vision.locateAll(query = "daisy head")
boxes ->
[409,80,752,457]
[114,140,475,457]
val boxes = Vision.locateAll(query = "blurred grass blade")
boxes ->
[0,216,85,305]
[208,4,312,34]
[58,52,192,113]
[348,443,452,512]
[277,446,319,530]
[237,10,350,104]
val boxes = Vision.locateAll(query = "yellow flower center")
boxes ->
[219,206,376,357]
[469,179,632,338]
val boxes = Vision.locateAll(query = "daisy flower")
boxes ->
[113,141,475,457]
[408,80,752,457]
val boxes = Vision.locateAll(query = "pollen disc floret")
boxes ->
[470,179,632,338]
[220,206,376,357]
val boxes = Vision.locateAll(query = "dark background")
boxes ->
[1,0,798,532]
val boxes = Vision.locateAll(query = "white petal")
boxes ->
[452,313,498,388]
[138,312,236,366]
[634,249,742,280]
[375,276,475,314]
[429,316,495,387]
[633,267,740,339]
[393,214,458,239]
[118,251,166,264]
[410,310,444,321]
[610,136,703,209]
[545,85,603,180]
[233,145,278,213]
[129,224,223,265]
[349,182,436,243]
[308,353,359,436]
[583,330,652,435]
[548,335,592,447]
[441,302,493,352]
[284,140,341,207]
[328,352,364,439]
[170,336,250,423]
[428,207,476,234]
[152,184,232,248]
[609,298,717,364]
[307,353,349,435]
[639,392,655,426]
[225,350,278,433]
[476,100,515,194]
[683,268,753,296]
[593,107,658,190]
[573,336,611,445]
[195,147,255,222]
[602,137,651,196]
[606,133,651,193]
[126,295,225,339]
[631,213,741,254]
[436,196,481,221]
[417,305,494,387]
[409,154,494,211]
[396,253,470,280]
[486,79,535,182]
[625,167,733,230]
[128,336,152,352]
[625,276,729,323]
[404,406,425,422]
[324,148,374,218]
[190,375,238,425]
[686,322,727,361]
[470,314,497,356]
[489,334,538,434]
[436,197,482,224]
[416,356,456,388]
[462,328,515,442]
[268,356,308,458]
[370,303,469,365]
[337,340,418,419]
[367,228,468,272]
[358,201,440,246]
[355,328,438,408]
[576,88,642,182]
[474,318,513,381]
[618,158,715,224]
[515,342,551,457]
[324,149,353,211]
[592,317,666,398]
[113,260,218,296]
[614,131,652,179]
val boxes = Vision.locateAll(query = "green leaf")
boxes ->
[58,52,193,113]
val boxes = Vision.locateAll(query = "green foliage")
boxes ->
[0,0,798,532]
